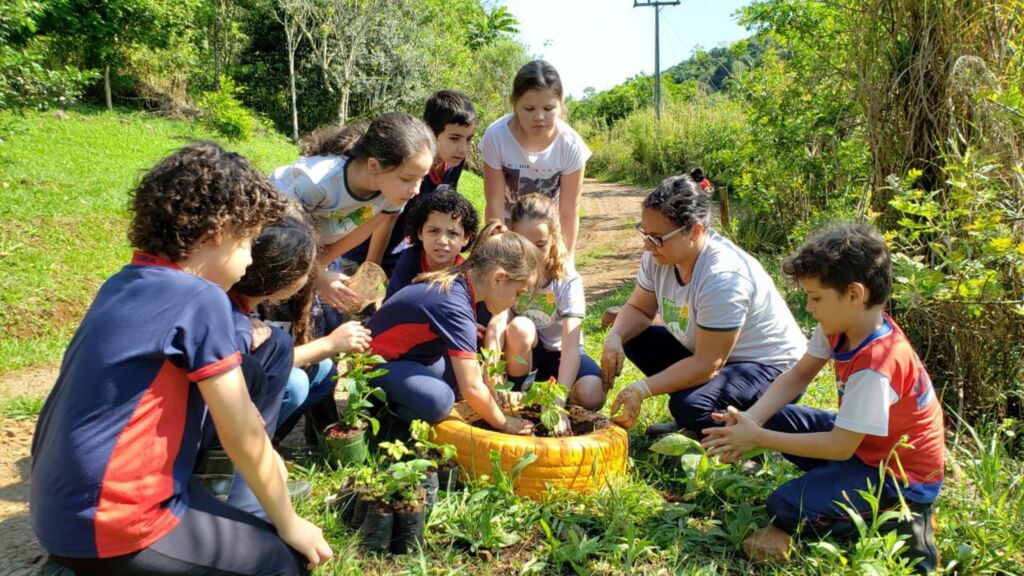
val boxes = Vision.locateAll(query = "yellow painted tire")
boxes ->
[432,402,629,500]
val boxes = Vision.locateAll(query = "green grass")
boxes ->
[0,106,302,373]
[0,394,45,420]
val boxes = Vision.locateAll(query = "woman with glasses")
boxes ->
[601,171,806,438]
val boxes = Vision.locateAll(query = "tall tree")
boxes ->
[276,0,309,142]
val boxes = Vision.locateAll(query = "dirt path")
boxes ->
[0,178,649,573]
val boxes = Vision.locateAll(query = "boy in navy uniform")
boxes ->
[30,142,332,575]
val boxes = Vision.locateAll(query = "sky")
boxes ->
[499,0,753,98]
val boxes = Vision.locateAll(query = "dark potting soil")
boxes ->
[473,405,611,437]
[324,423,364,440]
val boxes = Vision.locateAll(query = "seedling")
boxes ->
[334,352,388,435]
[410,419,458,464]
[521,377,569,433]
[478,347,511,393]
[375,440,435,503]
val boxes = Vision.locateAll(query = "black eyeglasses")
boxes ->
[635,223,686,247]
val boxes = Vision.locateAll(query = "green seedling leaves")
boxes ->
[649,432,703,457]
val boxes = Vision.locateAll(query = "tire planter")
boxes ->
[432,402,629,500]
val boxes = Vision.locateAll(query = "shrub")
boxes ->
[196,76,257,140]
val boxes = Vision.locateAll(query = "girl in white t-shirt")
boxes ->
[271,112,435,313]
[489,194,605,436]
[479,60,591,256]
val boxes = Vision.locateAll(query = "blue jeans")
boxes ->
[623,325,783,433]
[276,358,337,437]
[372,357,457,424]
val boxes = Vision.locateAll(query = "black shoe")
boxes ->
[644,420,682,438]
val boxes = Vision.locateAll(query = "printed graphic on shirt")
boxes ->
[502,168,561,201]
[661,297,689,340]
[327,204,376,238]
[516,289,557,329]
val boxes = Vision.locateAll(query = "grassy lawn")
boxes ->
[2,108,1022,574]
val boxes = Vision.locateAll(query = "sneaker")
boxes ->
[742,525,792,564]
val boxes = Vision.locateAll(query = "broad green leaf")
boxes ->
[650,432,703,456]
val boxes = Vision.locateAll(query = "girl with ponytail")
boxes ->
[365,220,540,433]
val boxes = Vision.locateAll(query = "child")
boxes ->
[366,221,539,434]
[498,194,605,435]
[30,142,331,575]
[348,90,479,272]
[385,184,479,301]
[229,213,372,442]
[479,60,591,255]
[270,111,436,312]
[700,223,944,574]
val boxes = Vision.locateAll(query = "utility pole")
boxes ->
[633,0,680,122]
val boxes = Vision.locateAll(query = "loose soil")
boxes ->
[0,178,648,572]
[478,404,612,437]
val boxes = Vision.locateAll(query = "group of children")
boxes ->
[29,56,945,575]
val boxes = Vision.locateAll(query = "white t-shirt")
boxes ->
[270,155,402,244]
[514,269,585,352]
[635,230,806,369]
[806,324,900,437]
[478,114,591,216]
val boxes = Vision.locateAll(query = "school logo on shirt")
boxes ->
[517,289,557,329]
[329,205,376,236]
[662,297,688,340]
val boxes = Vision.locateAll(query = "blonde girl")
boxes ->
[479,60,591,256]
[494,195,605,435]
[365,221,540,434]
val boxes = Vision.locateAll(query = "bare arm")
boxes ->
[320,212,390,264]
[365,214,399,266]
[744,354,829,425]
[558,167,584,256]
[292,320,371,367]
[644,326,741,396]
[703,404,864,462]
[556,316,583,391]
[450,355,532,434]
[483,163,507,223]
[198,367,331,568]
[606,284,658,343]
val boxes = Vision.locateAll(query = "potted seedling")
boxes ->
[321,352,387,466]
[410,419,459,499]
[353,439,434,554]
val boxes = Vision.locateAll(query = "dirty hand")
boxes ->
[327,320,371,354]
[552,411,572,437]
[277,514,333,570]
[493,389,521,411]
[701,406,761,463]
[500,415,534,435]
[609,380,651,429]
[315,269,359,312]
[600,333,625,391]
[250,318,272,350]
